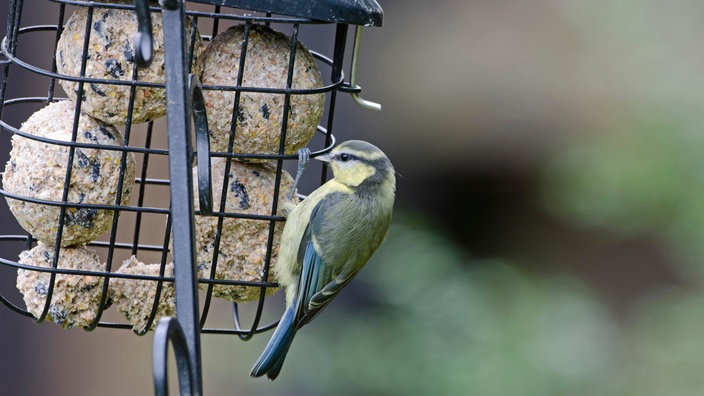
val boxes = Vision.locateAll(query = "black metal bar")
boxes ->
[87,41,143,329]
[0,0,21,121]
[36,4,95,324]
[321,23,348,183]
[210,5,221,37]
[131,121,155,256]
[0,96,335,159]
[159,0,203,394]
[135,215,173,336]
[241,22,302,340]
[2,30,340,94]
[46,3,65,101]
[199,21,252,329]
[331,23,347,84]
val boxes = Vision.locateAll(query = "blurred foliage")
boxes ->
[539,101,704,395]
[542,108,704,277]
[617,289,704,396]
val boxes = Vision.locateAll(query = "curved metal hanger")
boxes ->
[153,318,196,396]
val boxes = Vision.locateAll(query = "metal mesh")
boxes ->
[0,0,351,337]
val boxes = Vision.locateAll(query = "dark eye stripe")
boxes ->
[338,153,355,162]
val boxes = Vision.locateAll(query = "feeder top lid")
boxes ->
[189,0,383,26]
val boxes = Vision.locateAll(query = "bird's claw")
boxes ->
[297,148,311,170]
[288,148,311,200]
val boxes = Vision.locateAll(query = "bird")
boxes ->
[250,140,396,380]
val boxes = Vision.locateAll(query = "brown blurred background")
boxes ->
[3,1,704,395]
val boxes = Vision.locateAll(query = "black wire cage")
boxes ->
[0,0,382,394]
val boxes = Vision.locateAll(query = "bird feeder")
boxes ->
[0,0,382,393]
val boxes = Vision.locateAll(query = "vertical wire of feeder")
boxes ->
[46,3,65,102]
[137,212,173,336]
[1,0,31,257]
[245,22,303,341]
[88,35,144,331]
[198,20,252,329]
[0,0,21,122]
[159,0,203,393]
[34,4,97,324]
[210,5,221,39]
[131,121,155,256]
[321,23,349,184]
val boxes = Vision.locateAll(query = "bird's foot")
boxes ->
[288,147,311,201]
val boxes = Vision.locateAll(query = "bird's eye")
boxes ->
[339,153,352,162]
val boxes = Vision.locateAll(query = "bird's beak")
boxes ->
[316,153,332,163]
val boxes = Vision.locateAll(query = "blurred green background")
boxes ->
[3,0,704,395]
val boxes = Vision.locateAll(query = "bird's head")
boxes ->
[316,140,395,191]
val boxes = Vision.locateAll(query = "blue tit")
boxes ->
[250,140,396,380]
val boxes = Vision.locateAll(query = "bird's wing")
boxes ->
[292,194,347,327]
[308,267,356,312]
[293,240,321,327]
[296,241,354,327]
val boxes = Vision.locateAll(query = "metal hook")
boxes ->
[153,317,196,396]
[133,0,154,67]
[349,25,382,111]
[189,74,213,215]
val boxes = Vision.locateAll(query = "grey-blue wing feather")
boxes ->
[309,268,357,312]
[292,193,353,327]
[293,241,322,328]
[295,241,353,327]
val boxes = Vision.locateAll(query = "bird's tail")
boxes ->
[250,306,297,380]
